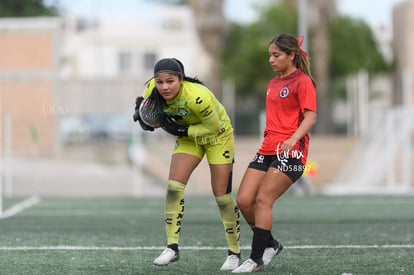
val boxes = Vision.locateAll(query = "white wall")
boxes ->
[60,5,211,82]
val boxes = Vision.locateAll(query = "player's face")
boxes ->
[155,73,182,100]
[268,43,295,77]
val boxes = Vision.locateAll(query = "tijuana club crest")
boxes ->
[279,86,290,98]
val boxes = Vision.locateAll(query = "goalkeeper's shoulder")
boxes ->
[183,79,211,94]
[182,82,216,107]
[141,78,156,98]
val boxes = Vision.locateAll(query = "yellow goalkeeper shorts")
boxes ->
[172,130,234,165]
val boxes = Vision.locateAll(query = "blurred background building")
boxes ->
[58,4,211,145]
[0,17,60,156]
[1,4,211,155]
[393,0,414,106]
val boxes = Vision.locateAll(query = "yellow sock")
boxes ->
[165,180,185,246]
[215,193,241,254]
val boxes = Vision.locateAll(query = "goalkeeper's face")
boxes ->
[155,73,183,100]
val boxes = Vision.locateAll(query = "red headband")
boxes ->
[296,36,308,57]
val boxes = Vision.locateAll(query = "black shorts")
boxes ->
[248,153,305,182]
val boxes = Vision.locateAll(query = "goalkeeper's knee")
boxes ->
[165,180,186,214]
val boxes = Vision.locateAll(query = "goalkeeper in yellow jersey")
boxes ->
[133,58,241,271]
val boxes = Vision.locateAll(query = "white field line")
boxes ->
[0,245,413,251]
[0,195,41,220]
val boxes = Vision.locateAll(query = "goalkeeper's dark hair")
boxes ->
[269,33,315,87]
[175,58,204,85]
[152,57,204,85]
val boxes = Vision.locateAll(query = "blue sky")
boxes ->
[55,0,405,28]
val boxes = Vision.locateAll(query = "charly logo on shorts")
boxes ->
[253,154,264,163]
[279,86,290,98]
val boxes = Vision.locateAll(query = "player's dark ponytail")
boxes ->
[172,58,205,85]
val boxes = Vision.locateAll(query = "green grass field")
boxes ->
[0,194,413,274]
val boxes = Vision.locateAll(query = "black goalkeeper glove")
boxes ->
[133,96,154,131]
[161,116,188,137]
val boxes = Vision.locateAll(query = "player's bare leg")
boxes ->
[236,168,264,227]
[236,168,284,267]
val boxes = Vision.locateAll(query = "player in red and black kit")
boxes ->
[233,33,317,273]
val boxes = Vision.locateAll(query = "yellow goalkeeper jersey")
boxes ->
[142,78,233,138]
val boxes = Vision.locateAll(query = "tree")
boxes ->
[329,17,391,101]
[188,0,226,100]
[222,4,297,102]
[307,0,336,134]
[329,17,389,78]
[0,0,58,17]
